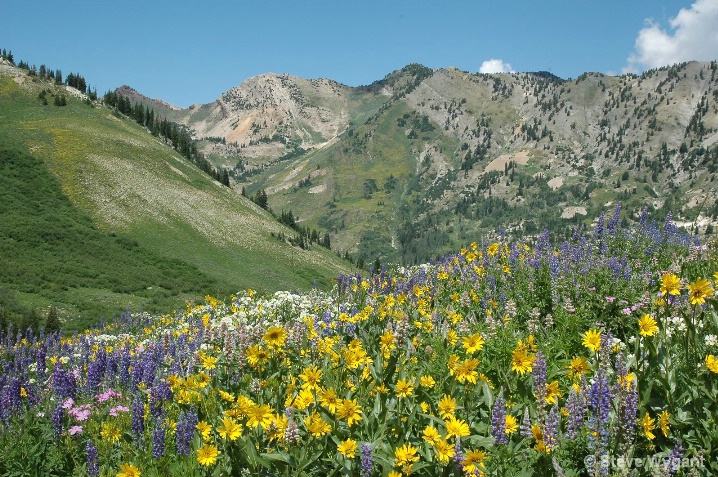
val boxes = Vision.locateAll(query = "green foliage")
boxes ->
[0,143,216,330]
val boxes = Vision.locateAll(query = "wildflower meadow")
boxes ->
[1,207,717,477]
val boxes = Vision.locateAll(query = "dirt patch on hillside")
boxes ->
[548,177,563,190]
[561,206,587,219]
[309,183,327,194]
[484,150,531,172]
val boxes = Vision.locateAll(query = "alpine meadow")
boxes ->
[0,43,718,477]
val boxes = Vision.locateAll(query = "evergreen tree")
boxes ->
[0,307,7,333]
[20,309,41,333]
[45,306,61,333]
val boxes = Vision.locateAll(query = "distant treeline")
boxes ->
[244,188,332,251]
[2,47,99,100]
[103,91,230,187]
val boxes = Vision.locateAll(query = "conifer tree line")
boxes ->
[0,48,14,64]
[103,91,231,187]
[277,209,331,249]
[245,187,332,251]
[3,47,98,100]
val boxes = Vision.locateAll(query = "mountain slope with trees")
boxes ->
[146,61,718,265]
[0,57,351,331]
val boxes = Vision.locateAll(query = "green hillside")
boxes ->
[0,69,351,331]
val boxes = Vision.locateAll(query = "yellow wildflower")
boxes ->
[394,443,419,467]
[659,410,670,437]
[582,329,602,353]
[395,379,414,398]
[462,333,485,354]
[707,355,718,373]
[687,277,714,305]
[643,412,656,440]
[638,314,659,337]
[196,444,220,466]
[660,272,681,296]
[116,464,141,477]
[337,438,357,458]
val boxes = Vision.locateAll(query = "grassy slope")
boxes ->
[0,73,351,329]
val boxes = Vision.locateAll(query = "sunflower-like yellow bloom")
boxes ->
[196,445,220,466]
[582,329,602,353]
[643,412,656,440]
[263,325,287,349]
[116,464,141,477]
[462,333,485,354]
[687,277,714,305]
[337,438,357,458]
[444,415,470,439]
[394,443,419,467]
[706,355,718,373]
[638,314,659,337]
[336,398,363,426]
[660,272,681,296]
[395,379,414,398]
[217,416,242,440]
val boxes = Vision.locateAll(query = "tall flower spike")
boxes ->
[533,351,547,407]
[492,390,508,445]
[360,443,374,477]
[565,385,586,439]
[86,440,99,477]
[131,394,144,440]
[544,403,560,453]
[153,416,165,459]
[520,408,533,438]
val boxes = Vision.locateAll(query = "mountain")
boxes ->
[0,59,351,330]
[131,61,718,265]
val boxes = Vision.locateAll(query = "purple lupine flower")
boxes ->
[360,443,373,477]
[176,409,197,456]
[149,383,166,417]
[131,394,144,440]
[51,403,64,436]
[52,366,77,400]
[565,385,587,439]
[119,347,131,387]
[638,208,647,227]
[492,390,508,445]
[86,440,99,477]
[0,384,18,423]
[520,407,533,438]
[544,403,560,452]
[587,369,612,476]
[86,350,107,395]
[35,346,47,383]
[533,352,547,406]
[153,416,165,459]
[608,204,621,235]
[617,379,638,447]
[594,213,605,240]
[664,440,684,476]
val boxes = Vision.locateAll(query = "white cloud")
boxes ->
[479,58,515,74]
[625,0,718,73]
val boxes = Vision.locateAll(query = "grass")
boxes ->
[0,72,351,331]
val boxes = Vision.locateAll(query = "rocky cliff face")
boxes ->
[118,61,718,263]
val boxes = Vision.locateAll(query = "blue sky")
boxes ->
[1,1,716,108]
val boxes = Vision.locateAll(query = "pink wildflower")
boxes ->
[68,425,83,436]
[109,405,129,417]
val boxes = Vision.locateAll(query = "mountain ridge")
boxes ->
[115,60,718,264]
[0,61,352,330]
